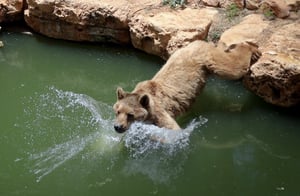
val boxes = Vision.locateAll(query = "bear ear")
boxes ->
[116,87,127,100]
[139,94,150,109]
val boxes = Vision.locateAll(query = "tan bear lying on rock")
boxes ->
[113,40,261,133]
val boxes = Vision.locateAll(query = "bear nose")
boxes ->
[114,124,126,133]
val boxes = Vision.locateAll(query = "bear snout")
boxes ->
[114,124,127,133]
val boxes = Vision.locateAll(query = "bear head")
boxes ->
[224,41,261,65]
[113,87,150,133]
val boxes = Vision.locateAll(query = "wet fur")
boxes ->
[113,40,261,131]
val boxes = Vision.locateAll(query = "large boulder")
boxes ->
[202,0,245,8]
[219,13,300,107]
[0,0,24,22]
[286,0,300,11]
[245,0,263,10]
[243,23,300,107]
[219,14,270,46]
[259,0,290,18]
[24,0,161,44]
[129,7,218,59]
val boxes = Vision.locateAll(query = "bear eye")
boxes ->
[116,111,120,116]
[127,113,134,120]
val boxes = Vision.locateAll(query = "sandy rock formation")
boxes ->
[202,0,245,8]
[286,0,300,11]
[243,23,300,107]
[218,13,300,107]
[199,0,295,19]
[24,0,161,43]
[202,0,220,7]
[129,7,218,59]
[0,0,24,22]
[219,14,270,46]
[201,0,263,9]
[260,0,290,18]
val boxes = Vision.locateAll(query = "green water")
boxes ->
[0,32,299,196]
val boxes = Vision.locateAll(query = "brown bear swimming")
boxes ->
[113,40,261,133]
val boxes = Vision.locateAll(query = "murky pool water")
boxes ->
[0,31,299,196]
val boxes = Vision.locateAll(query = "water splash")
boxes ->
[124,117,207,158]
[122,117,208,184]
[23,86,207,184]
[24,86,121,182]
[29,132,99,182]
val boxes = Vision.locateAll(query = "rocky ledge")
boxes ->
[219,14,300,107]
[129,7,218,60]
[243,22,300,107]
[0,0,299,107]
[23,0,140,43]
[0,0,24,22]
